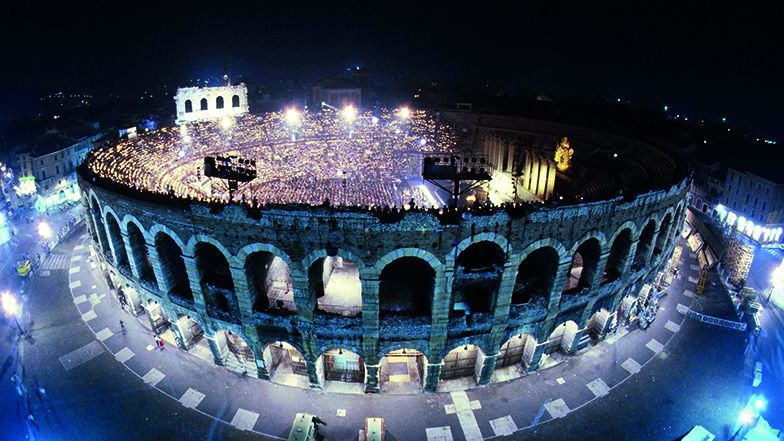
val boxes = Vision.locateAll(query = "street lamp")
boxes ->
[768,261,784,302]
[1,291,23,335]
[37,221,52,239]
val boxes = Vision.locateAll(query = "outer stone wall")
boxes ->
[79,171,689,392]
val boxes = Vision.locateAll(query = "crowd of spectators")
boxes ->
[86,108,461,208]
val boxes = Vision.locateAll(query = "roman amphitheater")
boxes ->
[77,102,689,395]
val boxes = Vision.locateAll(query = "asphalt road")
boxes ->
[0,228,765,441]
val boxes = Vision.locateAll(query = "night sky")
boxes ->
[1,5,781,138]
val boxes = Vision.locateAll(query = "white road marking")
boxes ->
[426,426,454,441]
[74,244,84,251]
[81,310,97,322]
[544,398,570,418]
[59,341,105,371]
[95,328,113,341]
[676,303,690,314]
[684,289,695,298]
[688,276,699,283]
[621,358,642,374]
[230,408,259,431]
[146,345,155,351]
[73,295,87,305]
[142,368,165,387]
[665,321,681,332]
[444,391,483,441]
[646,338,664,354]
[490,415,518,436]
[556,377,566,385]
[336,409,346,417]
[69,266,81,274]
[690,264,700,271]
[586,378,610,397]
[114,347,134,363]
[69,280,82,289]
[179,388,205,409]
[89,293,105,305]
[71,255,82,262]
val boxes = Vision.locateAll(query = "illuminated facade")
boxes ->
[77,109,688,395]
[174,84,249,125]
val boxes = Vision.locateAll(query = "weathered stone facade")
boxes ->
[79,170,688,393]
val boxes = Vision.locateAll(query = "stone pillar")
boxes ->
[527,321,555,372]
[477,354,498,386]
[230,265,254,320]
[123,233,143,280]
[166,314,188,350]
[90,212,109,256]
[146,239,170,295]
[206,334,226,366]
[428,267,449,373]
[643,228,661,267]
[591,251,611,291]
[182,255,207,311]
[424,362,443,392]
[305,357,322,390]
[624,240,639,275]
[361,276,380,367]
[364,363,380,393]
[102,221,123,267]
[251,342,271,380]
[491,262,517,325]
[547,259,573,317]
[291,271,313,322]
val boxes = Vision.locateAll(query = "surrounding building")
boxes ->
[311,75,364,109]
[173,84,249,124]
[16,131,103,211]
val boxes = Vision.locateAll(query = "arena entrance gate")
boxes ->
[379,349,427,394]
[322,349,365,383]
[439,345,483,386]
[144,299,169,335]
[215,330,257,377]
[263,342,309,389]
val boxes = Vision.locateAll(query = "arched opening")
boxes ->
[543,320,579,360]
[653,213,673,259]
[451,241,505,315]
[105,214,128,268]
[438,344,485,390]
[604,228,633,282]
[144,299,169,335]
[586,307,613,340]
[379,349,427,394]
[318,349,365,393]
[494,334,537,382]
[195,242,238,319]
[154,232,193,301]
[633,220,657,269]
[308,253,362,316]
[216,96,224,109]
[199,97,208,111]
[174,313,204,349]
[127,222,156,286]
[89,197,109,257]
[379,256,435,317]
[184,99,193,113]
[263,341,309,388]
[231,94,240,108]
[564,238,601,293]
[214,330,257,377]
[245,251,296,313]
[512,247,559,304]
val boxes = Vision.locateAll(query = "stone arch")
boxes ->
[88,192,109,255]
[604,224,636,282]
[153,230,193,300]
[378,340,430,360]
[633,217,658,268]
[448,232,509,265]
[186,235,234,264]
[212,329,257,376]
[103,210,128,267]
[148,224,187,252]
[199,97,208,111]
[379,345,429,394]
[496,332,538,372]
[237,243,297,313]
[184,99,193,113]
[653,210,674,259]
[511,241,563,305]
[545,320,580,355]
[564,235,603,293]
[378,255,437,317]
[193,240,239,319]
[216,95,224,109]
[451,240,505,314]
[374,248,443,276]
[439,344,486,385]
[318,347,366,385]
[302,246,365,316]
[262,340,309,386]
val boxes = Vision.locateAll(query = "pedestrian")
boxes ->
[120,320,126,335]
[27,413,39,431]
[36,385,47,401]
[155,335,165,350]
